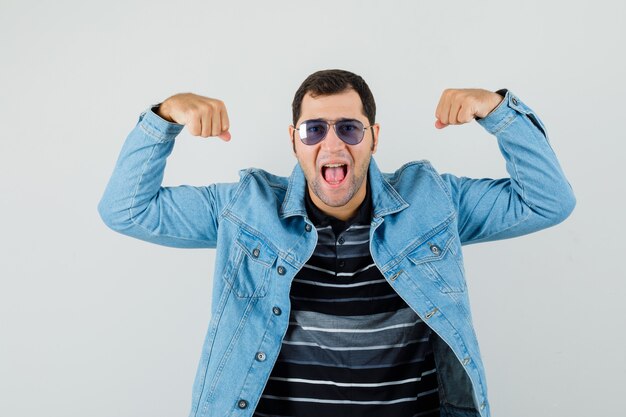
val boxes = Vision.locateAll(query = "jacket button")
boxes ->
[237,399,248,409]
[512,97,518,105]
[338,237,345,245]
[480,402,486,410]
[430,244,440,255]
[462,357,471,366]
[272,306,282,316]
[277,266,286,275]
[425,308,438,319]
[305,224,312,232]
[390,270,402,281]
[252,248,260,258]
[256,351,266,361]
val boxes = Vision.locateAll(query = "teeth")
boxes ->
[324,163,345,168]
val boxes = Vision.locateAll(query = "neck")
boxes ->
[308,180,368,221]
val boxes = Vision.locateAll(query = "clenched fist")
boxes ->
[157,93,231,141]
[435,89,503,129]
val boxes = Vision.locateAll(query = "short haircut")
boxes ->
[292,69,376,126]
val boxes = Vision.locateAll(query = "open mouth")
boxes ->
[321,163,348,185]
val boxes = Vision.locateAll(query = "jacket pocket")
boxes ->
[222,228,277,298]
[407,225,466,293]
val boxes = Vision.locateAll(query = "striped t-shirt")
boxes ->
[254,186,440,417]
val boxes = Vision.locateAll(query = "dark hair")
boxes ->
[292,69,376,126]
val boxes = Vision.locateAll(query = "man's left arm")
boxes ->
[436,88,576,245]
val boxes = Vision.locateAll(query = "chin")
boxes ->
[316,183,358,208]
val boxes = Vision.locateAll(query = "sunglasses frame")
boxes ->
[294,118,375,146]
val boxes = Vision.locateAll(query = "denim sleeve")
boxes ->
[97,108,237,248]
[440,90,576,245]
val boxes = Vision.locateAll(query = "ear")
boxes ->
[370,124,380,154]
[289,125,297,156]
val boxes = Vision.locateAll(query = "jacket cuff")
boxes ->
[137,104,184,142]
[476,90,538,136]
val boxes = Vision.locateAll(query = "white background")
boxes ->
[1,1,624,416]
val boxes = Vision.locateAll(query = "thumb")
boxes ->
[435,119,448,129]
[218,130,231,141]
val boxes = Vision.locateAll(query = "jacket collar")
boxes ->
[279,158,409,220]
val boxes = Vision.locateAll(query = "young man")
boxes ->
[98,69,575,417]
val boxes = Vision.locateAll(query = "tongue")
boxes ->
[324,166,345,183]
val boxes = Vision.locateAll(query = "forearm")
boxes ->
[479,90,575,219]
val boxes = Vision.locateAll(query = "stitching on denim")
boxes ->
[279,166,300,216]
[232,304,279,414]
[426,163,454,203]
[407,227,453,265]
[432,315,487,411]
[388,160,454,209]
[279,224,315,269]
[388,160,431,180]
[253,168,288,192]
[381,214,456,272]
[222,214,283,260]
[192,283,232,417]
[221,244,248,298]
[369,217,397,274]
[205,295,259,410]
[219,172,252,223]
[236,229,278,268]
[497,135,528,206]
[376,178,408,216]
[399,269,486,404]
[491,113,516,136]
[128,140,158,225]
[138,122,172,143]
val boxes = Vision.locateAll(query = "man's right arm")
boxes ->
[97,94,235,248]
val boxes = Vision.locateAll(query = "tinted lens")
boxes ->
[299,120,328,145]
[335,119,365,145]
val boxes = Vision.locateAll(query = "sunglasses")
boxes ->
[295,119,374,145]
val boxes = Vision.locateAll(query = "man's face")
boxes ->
[289,89,379,220]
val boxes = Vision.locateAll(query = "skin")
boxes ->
[156,87,503,220]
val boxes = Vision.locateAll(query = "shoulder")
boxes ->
[382,160,452,201]
[238,167,290,191]
[219,168,289,213]
[382,159,440,183]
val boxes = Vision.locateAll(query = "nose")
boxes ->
[320,125,346,152]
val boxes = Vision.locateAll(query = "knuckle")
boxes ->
[201,102,214,114]
[187,105,202,117]
[209,99,223,109]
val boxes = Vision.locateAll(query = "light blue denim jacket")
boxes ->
[98,90,575,417]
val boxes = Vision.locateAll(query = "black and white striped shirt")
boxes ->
[254,185,440,417]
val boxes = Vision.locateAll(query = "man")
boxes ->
[98,69,575,417]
